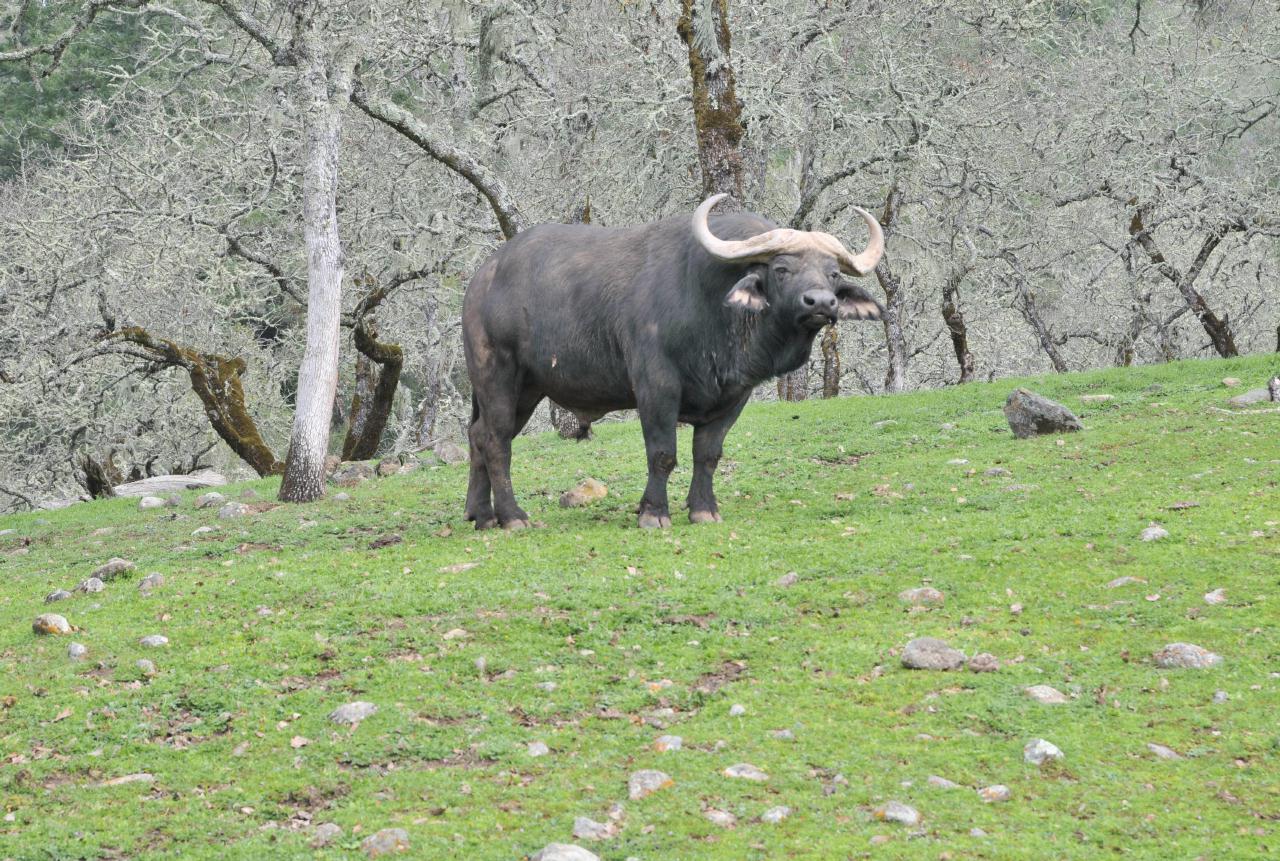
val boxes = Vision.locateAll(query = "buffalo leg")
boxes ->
[464,408,497,529]
[471,368,537,530]
[635,390,679,529]
[687,397,748,524]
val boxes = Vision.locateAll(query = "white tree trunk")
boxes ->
[279,23,352,502]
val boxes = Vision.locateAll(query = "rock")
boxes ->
[970,827,988,837]
[984,466,1012,477]
[901,637,965,670]
[113,471,225,497]
[138,496,166,510]
[92,558,134,580]
[653,735,682,752]
[435,442,468,465]
[45,589,72,603]
[191,526,216,536]
[729,703,746,717]
[1106,576,1146,588]
[559,478,608,508]
[195,491,225,509]
[361,827,409,858]
[873,801,920,827]
[1003,388,1082,439]
[1024,685,1069,705]
[68,642,88,660]
[1154,643,1222,669]
[927,775,960,790]
[770,728,795,741]
[775,571,799,587]
[376,458,401,478]
[527,740,550,757]
[98,772,155,787]
[531,844,600,861]
[1079,394,1114,403]
[722,763,768,782]
[1147,742,1181,760]
[899,586,944,606]
[165,494,182,508]
[1203,588,1227,605]
[33,613,71,635]
[140,635,169,648]
[535,681,557,692]
[761,806,791,824]
[329,701,379,724]
[979,785,1011,803]
[572,817,615,841]
[705,809,737,828]
[947,458,969,465]
[627,769,673,799]
[1024,738,1063,765]
[1222,377,1241,387]
[311,822,343,848]
[136,658,157,676]
[330,462,374,487]
[1140,525,1169,541]
[239,488,259,501]
[138,573,165,593]
[334,492,351,501]
[442,628,469,641]
[1213,690,1229,704]
[218,502,249,519]
[967,653,999,673]
[1228,388,1270,407]
[74,577,105,594]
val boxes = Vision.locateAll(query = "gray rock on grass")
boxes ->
[572,817,615,841]
[531,845,600,861]
[761,806,792,823]
[68,642,88,660]
[1154,643,1222,669]
[1140,525,1169,541]
[1003,388,1082,439]
[139,573,165,593]
[361,827,409,858]
[311,822,343,848]
[92,558,135,580]
[901,637,965,670]
[435,442,469,465]
[45,589,72,603]
[1024,738,1063,765]
[722,763,768,781]
[1024,685,1069,705]
[627,769,673,799]
[1228,388,1271,407]
[74,577,105,594]
[899,587,944,606]
[33,613,71,635]
[329,701,379,724]
[138,496,166,510]
[704,809,737,828]
[218,502,249,519]
[195,492,225,509]
[140,635,168,648]
[873,801,920,826]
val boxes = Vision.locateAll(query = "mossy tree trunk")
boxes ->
[876,184,910,393]
[341,278,404,461]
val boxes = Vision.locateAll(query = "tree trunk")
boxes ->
[279,29,353,502]
[677,0,746,203]
[876,185,909,393]
[941,274,976,384]
[341,281,404,461]
[776,369,808,401]
[1013,283,1069,372]
[820,325,840,398]
[79,452,119,499]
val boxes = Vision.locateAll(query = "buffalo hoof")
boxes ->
[473,517,499,531]
[689,510,723,524]
[502,518,531,531]
[637,512,672,529]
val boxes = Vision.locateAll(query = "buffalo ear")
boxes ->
[835,280,884,321]
[723,272,767,312]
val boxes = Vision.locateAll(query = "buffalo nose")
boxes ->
[801,290,838,314]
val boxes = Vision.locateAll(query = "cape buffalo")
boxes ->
[462,193,885,529]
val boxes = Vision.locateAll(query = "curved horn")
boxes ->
[692,194,884,277]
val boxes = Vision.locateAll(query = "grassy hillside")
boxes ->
[1,355,1277,861]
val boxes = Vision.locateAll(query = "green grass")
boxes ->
[2,355,1278,860]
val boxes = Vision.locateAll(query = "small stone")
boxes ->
[775,571,799,588]
[33,613,71,635]
[722,763,768,782]
[1146,742,1181,760]
[527,740,550,757]
[334,492,350,501]
[361,827,409,858]
[1228,388,1270,407]
[627,770,673,799]
[970,827,988,837]
[218,502,249,519]
[164,494,182,508]
[898,586,944,606]
[704,809,736,828]
[535,681,557,692]
[311,822,343,847]
[1079,393,1114,402]
[1009,603,1023,615]
[1003,388,1082,439]
[45,589,72,603]
[74,577,105,594]
[761,805,791,824]
[192,526,216,536]
[98,772,154,787]
[979,784,1011,803]
[136,658,157,676]
[967,653,999,672]
[572,817,615,841]
[901,637,966,671]
[138,573,165,593]
[67,642,88,660]
[330,462,374,486]
[138,495,166,510]
[770,728,795,741]
[927,775,960,789]
[729,703,746,717]
[195,491,225,508]
[947,458,969,465]
[1106,576,1146,588]
[375,458,400,478]
[1154,643,1222,669]
[442,628,470,641]
[1213,690,1229,704]
[435,442,469,465]
[329,701,379,724]
[1140,525,1169,542]
[870,834,891,845]
[653,735,682,752]
[1222,377,1241,387]
[531,844,600,861]
[559,477,608,508]
[140,635,168,648]
[92,558,134,580]
[984,467,1012,477]
[1024,738,1063,765]
[873,801,920,826]
[1024,685,1069,705]
[1203,588,1227,605]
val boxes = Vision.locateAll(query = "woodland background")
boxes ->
[1,0,1277,512]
